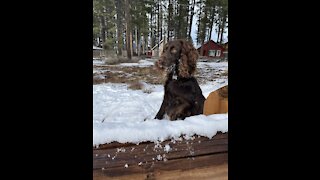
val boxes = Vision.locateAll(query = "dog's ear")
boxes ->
[155,43,169,71]
[178,40,199,78]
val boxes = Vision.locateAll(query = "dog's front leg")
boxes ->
[155,99,167,119]
[155,77,172,119]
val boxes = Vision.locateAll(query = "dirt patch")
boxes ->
[93,61,228,85]
[128,81,144,90]
[195,68,228,84]
[93,65,165,85]
[104,57,142,65]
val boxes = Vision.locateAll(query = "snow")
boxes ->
[164,144,171,153]
[93,45,103,50]
[116,59,227,69]
[117,59,155,67]
[93,60,104,65]
[197,62,228,69]
[156,154,163,161]
[93,81,228,146]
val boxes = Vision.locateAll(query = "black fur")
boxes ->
[155,72,205,120]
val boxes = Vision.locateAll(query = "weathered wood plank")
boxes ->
[94,132,228,150]
[93,153,228,179]
[93,133,227,170]
[93,142,227,169]
[93,132,228,179]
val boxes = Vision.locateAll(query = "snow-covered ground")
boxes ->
[93,59,104,65]
[93,59,228,146]
[117,59,155,67]
[198,61,228,69]
[93,58,155,67]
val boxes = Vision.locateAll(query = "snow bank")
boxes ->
[93,113,227,145]
[93,82,228,146]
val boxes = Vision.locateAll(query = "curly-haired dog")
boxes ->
[203,85,228,115]
[154,39,206,120]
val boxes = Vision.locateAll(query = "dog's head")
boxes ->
[155,39,199,78]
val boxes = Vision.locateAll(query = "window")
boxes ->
[216,50,221,56]
[209,50,216,57]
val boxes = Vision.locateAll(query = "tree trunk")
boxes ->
[135,27,138,55]
[220,15,226,44]
[168,0,173,42]
[208,6,215,41]
[200,6,208,56]
[130,30,133,57]
[177,4,182,39]
[144,33,148,54]
[137,28,141,56]
[141,34,144,55]
[200,40,204,56]
[197,0,203,55]
[216,22,221,43]
[157,0,160,43]
[125,0,132,60]
[99,15,106,47]
[209,24,213,41]
[115,0,123,56]
[150,9,155,49]
[188,0,195,40]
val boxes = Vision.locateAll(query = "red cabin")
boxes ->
[197,40,225,58]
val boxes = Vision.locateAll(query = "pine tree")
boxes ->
[215,0,228,44]
[115,0,124,56]
[188,0,196,41]
[131,0,151,55]
[174,0,188,39]
[167,0,173,41]
[93,0,105,47]
[103,0,116,50]
[92,0,116,50]
[219,0,228,43]
[197,0,208,55]
[124,0,132,60]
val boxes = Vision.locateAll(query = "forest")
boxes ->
[93,0,228,59]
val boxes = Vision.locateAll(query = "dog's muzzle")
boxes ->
[167,64,175,73]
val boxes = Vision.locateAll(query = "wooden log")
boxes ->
[93,153,228,179]
[93,132,228,179]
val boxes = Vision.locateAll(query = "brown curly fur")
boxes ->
[154,39,205,120]
[203,85,228,115]
[155,39,199,78]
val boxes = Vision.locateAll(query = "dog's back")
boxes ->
[203,85,228,115]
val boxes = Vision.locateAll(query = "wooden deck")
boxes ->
[93,132,228,180]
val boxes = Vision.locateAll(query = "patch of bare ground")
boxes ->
[104,57,141,65]
[93,61,228,85]
[195,68,228,84]
[93,65,165,85]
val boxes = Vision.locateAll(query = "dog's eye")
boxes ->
[171,48,177,54]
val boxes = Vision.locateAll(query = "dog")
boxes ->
[154,39,206,120]
[203,85,228,115]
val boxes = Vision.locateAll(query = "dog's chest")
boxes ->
[172,74,178,80]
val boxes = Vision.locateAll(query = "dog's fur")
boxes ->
[154,39,206,120]
[203,85,228,115]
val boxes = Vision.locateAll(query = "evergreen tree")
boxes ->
[115,0,124,56]
[124,0,132,59]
